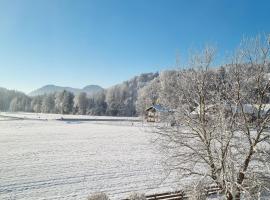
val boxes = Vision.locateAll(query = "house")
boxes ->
[190,103,270,121]
[145,104,171,122]
[190,104,217,118]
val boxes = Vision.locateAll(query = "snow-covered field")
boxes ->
[0,113,178,200]
[0,112,140,121]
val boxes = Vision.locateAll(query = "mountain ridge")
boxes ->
[28,84,104,96]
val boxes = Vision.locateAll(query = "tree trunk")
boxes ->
[226,191,233,200]
[235,187,241,200]
[226,188,241,200]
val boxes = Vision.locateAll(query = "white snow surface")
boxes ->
[0,112,140,121]
[0,113,179,200]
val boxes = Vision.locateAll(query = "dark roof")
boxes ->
[145,104,171,112]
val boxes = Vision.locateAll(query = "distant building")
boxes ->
[145,104,171,122]
[190,103,270,122]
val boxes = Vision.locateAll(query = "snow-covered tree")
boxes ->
[0,88,20,111]
[31,96,43,113]
[74,92,88,114]
[136,77,160,114]
[106,73,159,116]
[9,95,31,112]
[154,35,270,200]
[41,94,55,113]
[87,91,107,115]
[55,90,74,114]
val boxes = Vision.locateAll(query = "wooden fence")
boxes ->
[145,190,186,200]
[123,185,222,200]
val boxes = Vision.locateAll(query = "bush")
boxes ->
[128,192,146,200]
[87,192,110,200]
[189,182,207,200]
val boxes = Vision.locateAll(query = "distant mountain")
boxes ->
[29,84,104,96]
[83,85,104,94]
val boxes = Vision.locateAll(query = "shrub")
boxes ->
[87,192,110,200]
[189,182,207,200]
[128,192,146,200]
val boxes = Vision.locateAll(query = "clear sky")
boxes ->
[0,0,269,93]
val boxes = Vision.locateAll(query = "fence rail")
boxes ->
[146,190,185,200]
[123,185,222,200]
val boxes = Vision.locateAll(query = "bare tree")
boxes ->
[154,35,270,199]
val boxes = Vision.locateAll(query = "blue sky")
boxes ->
[0,0,269,93]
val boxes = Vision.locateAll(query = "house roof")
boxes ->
[230,104,270,115]
[145,104,171,112]
[190,103,270,116]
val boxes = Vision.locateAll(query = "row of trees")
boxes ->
[0,73,158,116]
[0,88,31,112]
[139,35,270,199]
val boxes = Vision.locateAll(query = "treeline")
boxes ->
[0,88,32,112]
[137,64,270,114]
[0,73,158,116]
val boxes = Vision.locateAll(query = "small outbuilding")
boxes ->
[145,104,171,122]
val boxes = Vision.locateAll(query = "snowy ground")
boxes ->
[0,113,179,200]
[0,112,140,121]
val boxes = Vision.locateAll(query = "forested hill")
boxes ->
[29,84,104,96]
[0,72,159,116]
